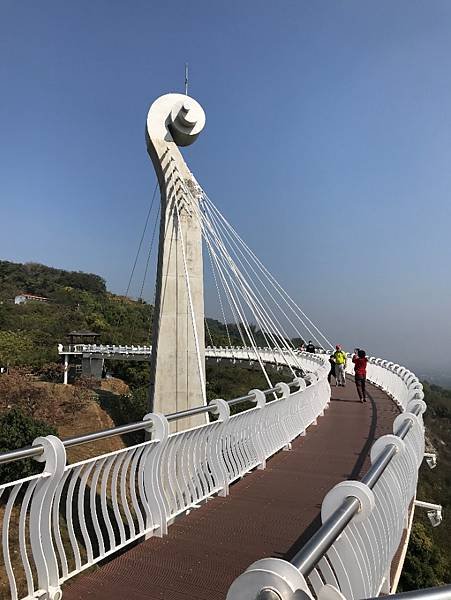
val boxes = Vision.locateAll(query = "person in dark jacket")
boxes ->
[352,349,368,402]
[306,340,315,353]
[328,355,336,385]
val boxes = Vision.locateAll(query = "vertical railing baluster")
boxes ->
[142,413,169,537]
[29,435,66,600]
[248,389,267,469]
[207,399,231,496]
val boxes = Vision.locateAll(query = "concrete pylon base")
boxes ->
[82,357,104,380]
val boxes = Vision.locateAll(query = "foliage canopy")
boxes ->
[0,408,56,484]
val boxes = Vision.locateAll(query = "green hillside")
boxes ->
[0,260,152,367]
[0,260,277,368]
[399,382,451,590]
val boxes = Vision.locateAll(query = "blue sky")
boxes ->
[1,1,450,375]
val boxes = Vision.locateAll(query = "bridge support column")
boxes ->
[63,354,69,385]
[82,356,104,379]
[146,93,207,432]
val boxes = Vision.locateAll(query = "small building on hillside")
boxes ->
[14,293,49,305]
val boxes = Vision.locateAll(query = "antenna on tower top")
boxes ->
[184,63,189,95]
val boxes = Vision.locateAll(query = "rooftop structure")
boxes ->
[14,292,49,304]
[67,330,100,342]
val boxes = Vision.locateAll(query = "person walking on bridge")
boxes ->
[353,348,368,402]
[306,340,316,353]
[328,354,336,385]
[333,345,347,386]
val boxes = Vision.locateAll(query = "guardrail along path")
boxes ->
[63,378,398,600]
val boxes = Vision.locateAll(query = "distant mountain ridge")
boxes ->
[416,370,451,389]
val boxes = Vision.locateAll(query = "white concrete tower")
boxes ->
[146,94,207,431]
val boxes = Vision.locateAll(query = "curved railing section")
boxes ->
[59,343,326,372]
[227,356,431,600]
[0,352,330,600]
[354,356,423,411]
[206,347,329,385]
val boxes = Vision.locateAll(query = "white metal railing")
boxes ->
[63,344,153,355]
[366,584,451,599]
[227,356,432,600]
[57,344,326,374]
[0,353,330,600]
[206,347,327,383]
[303,415,424,599]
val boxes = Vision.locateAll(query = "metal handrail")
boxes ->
[365,584,451,599]
[0,380,301,466]
[252,402,424,599]
[290,404,421,576]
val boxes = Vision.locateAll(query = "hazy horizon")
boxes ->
[1,1,450,378]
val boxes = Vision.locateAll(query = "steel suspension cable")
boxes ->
[203,194,334,349]
[204,231,234,349]
[204,200,310,347]
[168,164,306,386]
[187,178,302,379]
[204,193,327,347]
[196,205,273,388]
[124,182,158,298]
[198,202,301,374]
[204,227,250,351]
[197,197,296,381]
[158,167,332,358]
[203,201,305,369]
[169,165,262,359]
[204,317,216,348]
[130,203,161,341]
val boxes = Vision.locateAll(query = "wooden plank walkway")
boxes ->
[64,378,399,600]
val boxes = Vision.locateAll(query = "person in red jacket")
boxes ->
[352,349,368,402]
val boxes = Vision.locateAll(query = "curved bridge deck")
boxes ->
[64,379,399,600]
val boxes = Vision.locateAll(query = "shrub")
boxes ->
[65,376,96,416]
[36,362,64,383]
[0,408,57,484]
[0,369,63,424]
[399,522,447,589]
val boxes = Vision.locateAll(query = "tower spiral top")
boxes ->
[146,93,206,147]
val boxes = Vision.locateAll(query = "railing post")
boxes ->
[249,389,267,468]
[29,435,66,600]
[293,377,308,436]
[141,413,170,537]
[227,557,314,600]
[208,399,231,496]
[275,382,293,450]
[304,372,319,425]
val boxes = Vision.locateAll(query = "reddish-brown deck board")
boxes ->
[64,379,399,600]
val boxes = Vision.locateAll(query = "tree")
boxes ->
[0,369,64,424]
[399,522,447,590]
[36,362,64,382]
[0,330,34,367]
[66,376,95,415]
[0,408,57,484]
